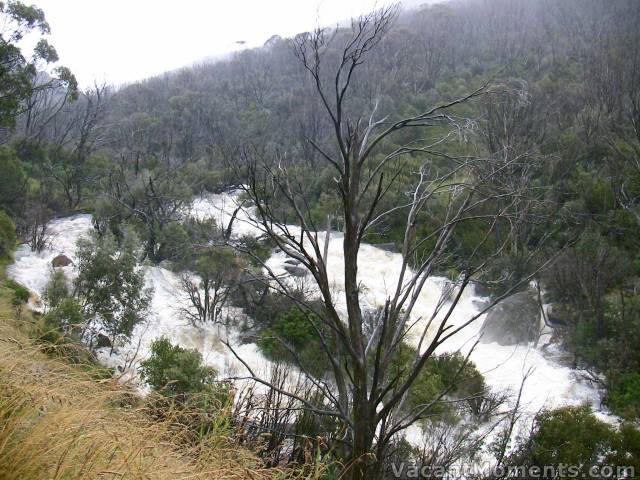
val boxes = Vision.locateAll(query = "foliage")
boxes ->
[38,297,85,359]
[508,406,639,479]
[607,372,640,420]
[4,278,29,304]
[257,307,328,377]
[0,0,77,128]
[139,337,217,397]
[180,245,241,324]
[390,343,486,420]
[0,211,16,260]
[42,267,69,309]
[0,146,26,217]
[74,229,151,351]
[42,297,82,333]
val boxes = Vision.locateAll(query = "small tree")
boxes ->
[74,229,151,354]
[505,406,639,478]
[42,267,70,309]
[180,245,241,325]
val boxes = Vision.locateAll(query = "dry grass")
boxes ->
[0,282,288,480]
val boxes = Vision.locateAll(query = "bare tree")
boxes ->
[179,246,241,326]
[224,7,545,479]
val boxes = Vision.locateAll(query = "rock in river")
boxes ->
[51,254,73,267]
[480,289,541,345]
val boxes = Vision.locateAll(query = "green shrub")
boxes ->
[156,222,191,262]
[42,268,70,309]
[508,406,639,479]
[141,336,234,444]
[389,344,486,420]
[0,210,16,259]
[37,298,97,366]
[608,372,640,420]
[75,230,151,352]
[42,297,83,333]
[0,147,27,217]
[5,279,29,305]
[140,337,217,397]
[257,307,328,377]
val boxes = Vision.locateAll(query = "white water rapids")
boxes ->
[8,191,611,439]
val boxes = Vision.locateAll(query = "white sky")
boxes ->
[23,0,415,88]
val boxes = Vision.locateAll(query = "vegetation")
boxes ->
[0,279,283,479]
[506,406,639,479]
[140,337,217,397]
[179,244,242,325]
[74,230,151,352]
[1,0,640,478]
[0,0,77,128]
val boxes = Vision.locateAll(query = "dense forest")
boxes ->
[1,0,640,479]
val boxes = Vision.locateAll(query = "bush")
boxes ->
[5,279,29,305]
[37,298,96,365]
[608,372,640,420]
[43,297,83,334]
[508,406,639,478]
[156,222,191,262]
[257,307,328,377]
[0,146,27,217]
[140,337,217,397]
[42,268,70,309]
[237,234,273,268]
[140,341,234,446]
[0,210,16,259]
[390,344,486,420]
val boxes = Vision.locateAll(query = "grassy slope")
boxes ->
[0,266,282,480]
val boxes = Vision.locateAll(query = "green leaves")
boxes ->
[0,210,16,259]
[0,1,76,128]
[3,1,49,37]
[33,38,58,63]
[139,337,217,396]
[43,268,70,310]
[74,229,151,351]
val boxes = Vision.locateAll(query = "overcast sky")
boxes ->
[22,0,423,88]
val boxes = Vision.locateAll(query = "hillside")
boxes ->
[1,0,640,478]
[0,275,283,480]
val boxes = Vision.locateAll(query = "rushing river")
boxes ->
[8,191,611,433]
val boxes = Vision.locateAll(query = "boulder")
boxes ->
[284,265,307,277]
[158,259,173,270]
[545,304,568,327]
[51,254,73,267]
[479,290,541,345]
[95,333,112,349]
[375,242,396,252]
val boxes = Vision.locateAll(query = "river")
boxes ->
[7,191,611,438]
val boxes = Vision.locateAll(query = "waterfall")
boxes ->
[8,191,612,433]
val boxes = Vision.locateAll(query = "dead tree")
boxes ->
[226,6,545,479]
[178,246,241,325]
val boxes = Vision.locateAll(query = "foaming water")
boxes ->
[8,214,93,309]
[7,192,609,428]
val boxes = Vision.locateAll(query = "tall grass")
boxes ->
[0,283,283,480]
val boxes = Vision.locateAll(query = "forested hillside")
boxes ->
[1,0,640,478]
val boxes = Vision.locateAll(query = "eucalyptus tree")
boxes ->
[0,0,77,130]
[230,6,545,479]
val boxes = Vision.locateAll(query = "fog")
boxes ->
[25,0,430,87]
